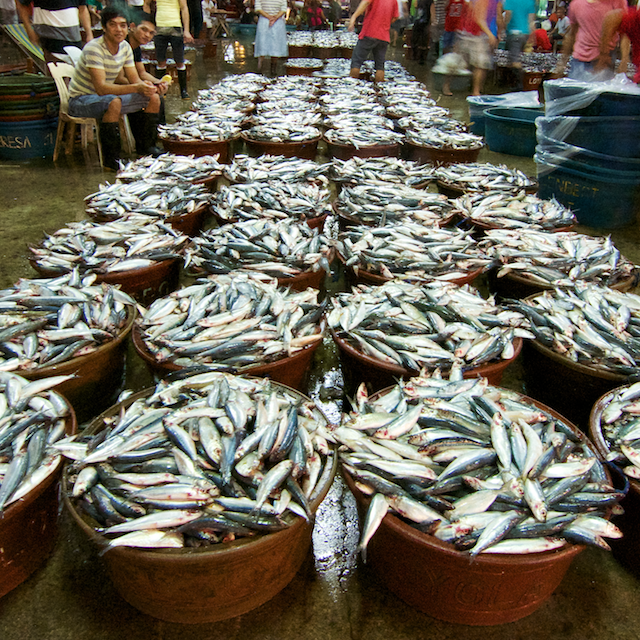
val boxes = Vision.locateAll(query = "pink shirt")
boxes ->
[360,0,399,42]
[568,0,628,62]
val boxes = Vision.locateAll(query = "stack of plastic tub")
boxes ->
[466,90,540,136]
[535,78,640,228]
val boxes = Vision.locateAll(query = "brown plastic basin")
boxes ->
[589,386,640,576]
[435,179,538,199]
[161,137,235,163]
[332,328,522,393]
[166,203,211,237]
[19,307,135,423]
[343,391,591,625]
[0,401,77,598]
[324,138,401,161]
[132,322,324,391]
[405,142,482,165]
[240,133,321,160]
[62,384,337,623]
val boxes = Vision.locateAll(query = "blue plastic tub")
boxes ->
[536,135,640,173]
[467,91,540,136]
[537,157,640,228]
[484,107,544,157]
[536,116,640,158]
[0,118,58,160]
[544,81,640,117]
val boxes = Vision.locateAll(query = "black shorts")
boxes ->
[350,36,389,71]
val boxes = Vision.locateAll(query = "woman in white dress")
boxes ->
[254,0,289,73]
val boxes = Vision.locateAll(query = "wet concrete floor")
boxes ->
[2,34,640,639]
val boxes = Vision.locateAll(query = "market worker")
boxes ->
[449,0,503,96]
[597,6,637,81]
[126,12,169,136]
[442,0,466,53]
[550,4,570,51]
[143,0,194,99]
[555,0,628,80]
[502,0,536,67]
[348,0,399,83]
[67,5,162,170]
[533,20,552,51]
[16,0,93,65]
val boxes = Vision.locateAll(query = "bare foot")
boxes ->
[443,86,453,96]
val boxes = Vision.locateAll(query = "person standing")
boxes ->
[16,0,93,65]
[67,5,162,168]
[502,0,536,68]
[442,0,465,52]
[597,5,636,80]
[187,0,204,38]
[555,0,628,80]
[410,0,434,64]
[550,3,570,51]
[348,0,398,82]
[430,0,446,57]
[144,0,194,98]
[254,0,288,74]
[453,0,502,96]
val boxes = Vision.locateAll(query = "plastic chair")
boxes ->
[48,61,136,166]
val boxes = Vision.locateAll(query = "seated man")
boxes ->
[68,5,162,169]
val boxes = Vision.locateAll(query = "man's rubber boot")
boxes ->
[155,66,167,79]
[99,121,121,171]
[177,68,189,99]
[130,111,162,157]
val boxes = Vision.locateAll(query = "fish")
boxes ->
[434,162,537,193]
[135,271,325,370]
[0,371,71,513]
[328,156,435,188]
[405,127,484,150]
[0,271,135,372]
[116,153,223,184]
[333,369,623,555]
[185,217,333,279]
[61,371,334,548]
[224,154,330,185]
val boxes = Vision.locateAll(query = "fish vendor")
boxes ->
[598,4,639,82]
[67,5,163,170]
[348,0,399,82]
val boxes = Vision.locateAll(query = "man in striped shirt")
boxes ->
[16,0,94,64]
[68,6,162,169]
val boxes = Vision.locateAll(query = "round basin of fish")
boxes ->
[286,65,322,77]
[166,203,211,237]
[331,328,522,393]
[341,435,585,625]
[287,45,311,57]
[18,306,135,423]
[324,137,401,161]
[161,136,236,163]
[192,174,219,192]
[0,396,76,598]
[589,385,640,575]
[132,321,324,391]
[240,132,322,160]
[405,142,482,166]
[435,179,538,199]
[522,337,630,433]
[488,267,636,302]
[62,386,337,624]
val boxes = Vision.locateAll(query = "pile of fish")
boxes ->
[327,280,530,372]
[196,73,268,101]
[481,229,636,286]
[324,120,403,148]
[85,179,213,222]
[332,370,623,556]
[0,371,73,513]
[285,58,324,70]
[0,271,135,372]
[212,180,331,223]
[595,381,640,481]
[494,50,560,74]
[336,224,491,282]
[360,61,415,81]
[29,218,189,275]
[405,127,484,150]
[434,162,537,193]
[116,153,223,184]
[287,31,313,47]
[458,192,576,231]
[224,154,329,184]
[315,58,352,78]
[158,112,243,143]
[328,156,434,187]
[243,122,322,143]
[380,84,438,119]
[335,182,460,227]
[60,371,335,549]
[185,218,333,279]
[136,272,326,370]
[513,283,640,375]
[398,114,467,133]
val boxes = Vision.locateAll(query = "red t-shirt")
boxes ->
[444,0,465,32]
[620,6,640,82]
[534,28,552,50]
[360,0,399,42]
